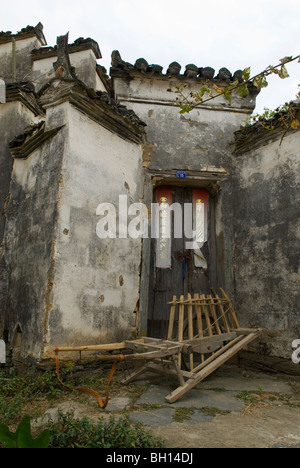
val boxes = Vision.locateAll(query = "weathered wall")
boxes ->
[44,103,144,356]
[113,73,258,301]
[113,75,255,170]
[0,36,44,83]
[31,49,107,93]
[0,101,38,341]
[233,130,300,359]
[2,27,298,364]
[0,102,36,246]
[0,109,66,359]
[1,92,144,360]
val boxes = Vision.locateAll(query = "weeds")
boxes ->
[0,366,165,448]
[0,367,68,424]
[0,395,22,423]
[173,407,194,423]
[47,411,165,448]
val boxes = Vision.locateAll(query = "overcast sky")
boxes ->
[2,0,300,113]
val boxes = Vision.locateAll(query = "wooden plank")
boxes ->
[121,365,148,384]
[182,332,237,354]
[122,357,187,387]
[178,295,185,341]
[147,361,190,379]
[124,346,181,361]
[187,336,245,377]
[168,297,229,305]
[233,327,264,336]
[231,327,279,337]
[142,337,180,347]
[172,357,186,386]
[54,341,129,352]
[124,341,164,352]
[200,294,213,337]
[129,361,187,386]
[207,294,222,335]
[187,293,194,370]
[167,295,177,340]
[96,355,127,362]
[178,295,185,369]
[165,332,262,403]
[194,293,203,338]
[214,293,230,333]
[194,293,204,363]
[220,288,240,329]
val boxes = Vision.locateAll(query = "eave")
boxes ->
[39,79,146,145]
[0,23,47,46]
[6,82,44,116]
[234,105,300,155]
[9,121,63,159]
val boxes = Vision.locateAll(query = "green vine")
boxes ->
[174,54,300,133]
[245,100,300,145]
[247,94,300,131]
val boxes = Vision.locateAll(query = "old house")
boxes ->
[0,23,299,371]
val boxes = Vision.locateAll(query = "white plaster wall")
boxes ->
[0,36,44,82]
[31,56,55,89]
[0,36,40,56]
[0,101,69,360]
[46,104,144,351]
[239,132,300,186]
[234,131,300,358]
[32,49,107,92]
[114,75,256,112]
[113,76,252,172]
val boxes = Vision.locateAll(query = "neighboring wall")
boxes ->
[0,100,39,344]
[44,103,144,357]
[0,101,36,246]
[0,116,66,359]
[31,41,108,93]
[233,129,300,359]
[1,96,144,360]
[0,24,46,83]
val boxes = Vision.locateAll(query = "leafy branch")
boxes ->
[174,54,300,121]
[245,98,300,145]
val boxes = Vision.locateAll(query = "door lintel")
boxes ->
[148,166,228,196]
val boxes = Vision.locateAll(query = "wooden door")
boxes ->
[148,186,215,338]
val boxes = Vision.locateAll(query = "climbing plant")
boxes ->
[174,54,300,131]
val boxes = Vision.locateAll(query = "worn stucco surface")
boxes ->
[0,26,298,365]
[44,104,144,356]
[0,114,66,358]
[0,36,43,83]
[1,98,144,359]
[113,74,256,300]
[233,131,300,358]
[0,101,39,342]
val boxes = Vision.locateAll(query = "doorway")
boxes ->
[147,185,216,338]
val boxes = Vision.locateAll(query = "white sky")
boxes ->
[2,0,300,113]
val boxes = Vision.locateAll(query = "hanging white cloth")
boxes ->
[0,79,6,104]
[0,339,6,363]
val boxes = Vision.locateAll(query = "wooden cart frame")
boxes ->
[55,289,269,406]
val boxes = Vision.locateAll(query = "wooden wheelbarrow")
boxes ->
[54,289,276,407]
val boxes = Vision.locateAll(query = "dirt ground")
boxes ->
[31,362,300,449]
